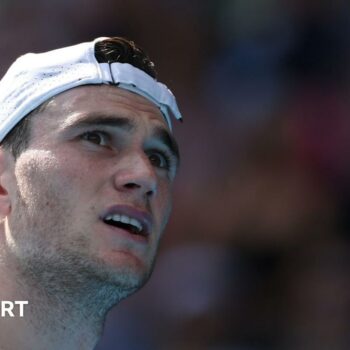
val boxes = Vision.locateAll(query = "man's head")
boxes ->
[1,37,176,159]
[0,37,181,307]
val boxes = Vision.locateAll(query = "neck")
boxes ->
[0,257,121,350]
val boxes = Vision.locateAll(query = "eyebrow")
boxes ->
[62,113,180,163]
[61,113,134,132]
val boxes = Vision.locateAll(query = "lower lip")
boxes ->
[101,222,149,244]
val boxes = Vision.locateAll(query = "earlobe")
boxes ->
[0,149,13,217]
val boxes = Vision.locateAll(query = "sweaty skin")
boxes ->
[0,85,178,350]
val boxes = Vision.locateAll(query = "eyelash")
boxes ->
[80,130,110,146]
[147,150,173,171]
[80,131,176,172]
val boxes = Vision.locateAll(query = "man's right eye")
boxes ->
[80,131,109,146]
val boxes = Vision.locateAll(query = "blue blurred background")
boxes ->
[2,1,350,349]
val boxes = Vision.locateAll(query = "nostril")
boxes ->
[124,183,140,189]
[146,189,154,197]
[123,183,155,197]
[118,178,157,196]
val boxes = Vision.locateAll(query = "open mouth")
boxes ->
[103,214,147,236]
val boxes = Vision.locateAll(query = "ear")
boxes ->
[0,148,14,217]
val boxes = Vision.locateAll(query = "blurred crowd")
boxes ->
[1,0,350,349]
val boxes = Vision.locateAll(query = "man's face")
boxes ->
[4,85,179,295]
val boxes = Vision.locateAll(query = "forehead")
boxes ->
[32,85,168,133]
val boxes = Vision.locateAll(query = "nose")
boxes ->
[113,151,157,198]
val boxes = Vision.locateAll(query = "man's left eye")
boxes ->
[148,152,170,169]
[81,131,108,146]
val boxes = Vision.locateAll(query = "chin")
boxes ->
[96,250,154,290]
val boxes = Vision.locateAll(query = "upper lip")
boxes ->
[100,205,152,236]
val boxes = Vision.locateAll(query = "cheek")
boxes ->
[12,150,85,218]
[14,150,61,208]
[8,151,70,245]
[155,181,173,231]
[15,149,88,196]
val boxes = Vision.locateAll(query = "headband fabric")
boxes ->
[0,37,182,141]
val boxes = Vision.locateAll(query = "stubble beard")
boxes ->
[6,187,158,333]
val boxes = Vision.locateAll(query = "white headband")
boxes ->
[0,37,182,142]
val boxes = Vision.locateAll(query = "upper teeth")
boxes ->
[105,214,143,233]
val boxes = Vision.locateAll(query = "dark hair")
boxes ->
[1,37,157,159]
[95,37,157,79]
